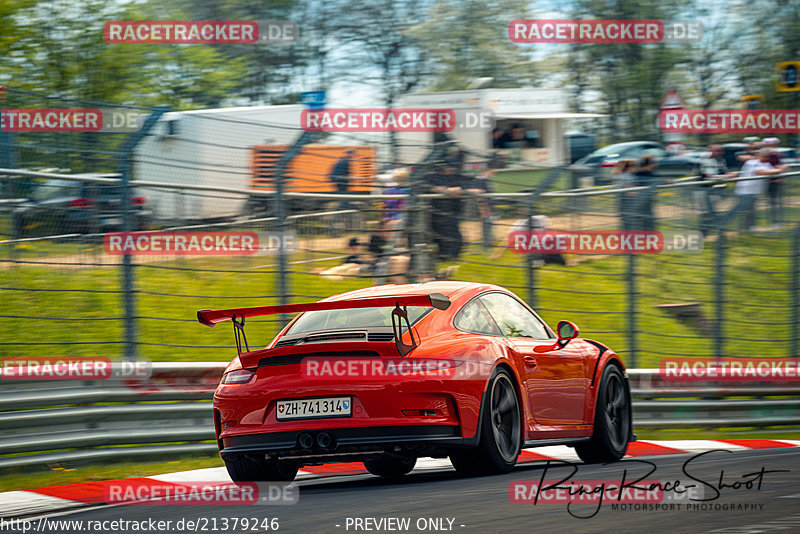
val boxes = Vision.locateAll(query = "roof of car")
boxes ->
[320,280,499,303]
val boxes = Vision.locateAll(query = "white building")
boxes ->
[397,88,605,166]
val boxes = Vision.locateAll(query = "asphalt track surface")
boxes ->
[11,448,800,534]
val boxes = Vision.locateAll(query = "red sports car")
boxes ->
[198,281,633,481]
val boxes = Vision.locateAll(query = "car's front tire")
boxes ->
[450,368,521,476]
[224,455,299,482]
[576,363,631,463]
[364,455,417,478]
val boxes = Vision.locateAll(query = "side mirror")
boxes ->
[533,321,580,353]
[556,320,579,342]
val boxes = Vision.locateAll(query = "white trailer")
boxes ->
[133,105,305,221]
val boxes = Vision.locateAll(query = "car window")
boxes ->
[285,306,430,335]
[454,298,501,335]
[479,293,550,339]
[32,180,79,202]
[642,148,667,158]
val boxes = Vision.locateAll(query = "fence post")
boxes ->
[270,131,319,326]
[791,223,800,358]
[521,165,565,308]
[407,168,430,283]
[526,191,536,308]
[119,106,169,361]
[627,253,637,368]
[714,229,727,360]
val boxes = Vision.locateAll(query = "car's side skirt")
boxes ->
[522,436,592,448]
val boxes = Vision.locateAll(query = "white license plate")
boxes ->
[276,396,351,421]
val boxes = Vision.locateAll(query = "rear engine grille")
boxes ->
[367,333,395,342]
[303,332,366,343]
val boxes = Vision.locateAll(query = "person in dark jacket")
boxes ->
[631,155,659,231]
[331,149,355,209]
[428,157,467,260]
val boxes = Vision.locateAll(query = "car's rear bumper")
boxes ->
[219,424,471,460]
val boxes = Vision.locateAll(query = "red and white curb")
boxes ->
[2,439,798,518]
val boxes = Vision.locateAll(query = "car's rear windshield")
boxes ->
[285,306,431,335]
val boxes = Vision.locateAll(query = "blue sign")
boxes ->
[300,91,326,109]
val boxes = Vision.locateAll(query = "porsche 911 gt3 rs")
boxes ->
[197,281,633,481]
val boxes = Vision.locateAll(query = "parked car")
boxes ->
[198,281,633,481]
[11,179,152,237]
[569,141,702,186]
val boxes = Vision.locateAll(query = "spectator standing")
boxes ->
[698,145,736,235]
[614,159,638,231]
[762,137,788,228]
[632,155,659,231]
[736,136,761,165]
[331,149,355,210]
[383,169,410,229]
[466,167,496,251]
[734,149,782,231]
[428,157,466,260]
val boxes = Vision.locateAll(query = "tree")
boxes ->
[566,0,689,142]
[408,0,536,91]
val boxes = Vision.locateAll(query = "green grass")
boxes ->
[0,453,224,493]
[0,224,795,366]
[491,169,553,193]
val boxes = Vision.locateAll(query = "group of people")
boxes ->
[614,136,789,234]
[321,146,497,281]
[699,137,787,233]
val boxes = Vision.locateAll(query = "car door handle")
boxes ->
[524,356,537,368]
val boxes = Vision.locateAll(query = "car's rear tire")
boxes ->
[363,455,417,478]
[224,455,299,482]
[575,363,631,463]
[450,368,521,476]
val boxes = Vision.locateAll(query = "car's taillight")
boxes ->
[69,198,94,208]
[221,369,254,384]
[599,160,617,168]
[131,196,147,206]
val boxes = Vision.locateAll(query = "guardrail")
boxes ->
[0,364,797,471]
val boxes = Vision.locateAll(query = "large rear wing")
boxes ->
[197,293,451,357]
